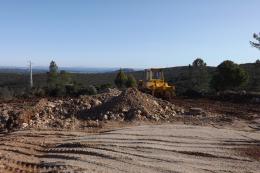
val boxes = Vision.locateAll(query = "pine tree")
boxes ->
[114,69,128,88]
[47,60,59,88]
[249,33,260,91]
[250,33,260,49]
[190,58,210,93]
[251,60,260,91]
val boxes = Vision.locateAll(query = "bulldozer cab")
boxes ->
[145,68,164,81]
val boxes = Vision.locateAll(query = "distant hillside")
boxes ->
[0,63,258,92]
[0,68,47,74]
[0,67,138,74]
[114,68,136,73]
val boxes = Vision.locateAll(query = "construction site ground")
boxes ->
[0,123,259,173]
[171,97,260,131]
[0,90,260,173]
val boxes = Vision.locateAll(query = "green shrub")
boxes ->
[48,84,66,97]
[32,87,46,97]
[126,74,137,88]
[0,87,13,100]
[86,85,97,95]
[98,83,113,91]
[211,60,249,91]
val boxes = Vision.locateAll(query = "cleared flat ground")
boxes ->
[0,124,259,173]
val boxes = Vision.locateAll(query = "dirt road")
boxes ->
[0,124,259,173]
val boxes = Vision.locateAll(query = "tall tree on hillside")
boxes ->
[211,60,248,91]
[189,58,210,93]
[114,69,127,88]
[47,60,59,88]
[250,33,260,90]
[251,59,260,91]
[192,58,207,67]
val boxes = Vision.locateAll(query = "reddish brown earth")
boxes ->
[172,98,260,119]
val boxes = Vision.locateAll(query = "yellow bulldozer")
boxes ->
[138,68,175,100]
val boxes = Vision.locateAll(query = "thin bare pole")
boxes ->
[29,61,33,88]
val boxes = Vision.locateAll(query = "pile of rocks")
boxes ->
[24,89,121,129]
[0,88,121,131]
[85,88,185,121]
[0,102,29,131]
[0,104,11,129]
[0,88,187,131]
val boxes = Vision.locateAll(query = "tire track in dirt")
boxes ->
[0,124,259,173]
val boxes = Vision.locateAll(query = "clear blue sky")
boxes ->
[0,0,259,68]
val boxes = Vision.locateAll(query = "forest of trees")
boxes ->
[0,58,260,100]
[1,57,260,100]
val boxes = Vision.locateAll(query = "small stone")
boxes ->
[154,116,160,121]
[93,99,102,106]
[47,102,56,108]
[153,101,159,106]
[116,114,121,119]
[84,103,91,109]
[103,114,108,120]
[2,110,8,116]
[21,123,28,128]
[137,110,142,114]
[163,114,170,119]
[122,108,128,112]
[110,114,116,120]
[63,108,68,114]
[136,114,142,120]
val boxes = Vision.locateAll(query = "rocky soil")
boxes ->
[0,88,121,131]
[1,88,260,132]
[84,88,185,121]
[0,88,188,131]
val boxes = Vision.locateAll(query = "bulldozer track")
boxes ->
[0,155,83,173]
[0,124,259,173]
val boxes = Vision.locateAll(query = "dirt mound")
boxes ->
[0,88,189,131]
[85,88,184,121]
[4,87,242,131]
[0,88,121,131]
[24,89,121,129]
